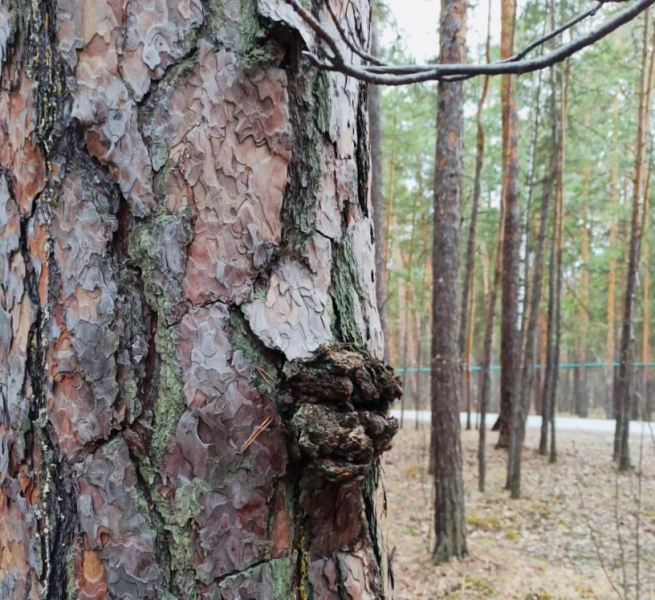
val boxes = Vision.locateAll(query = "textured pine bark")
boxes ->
[497,0,520,450]
[0,1,398,598]
[431,0,467,563]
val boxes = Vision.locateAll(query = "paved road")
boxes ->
[389,410,655,436]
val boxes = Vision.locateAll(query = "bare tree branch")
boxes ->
[284,0,655,85]
[324,1,385,66]
[504,0,603,63]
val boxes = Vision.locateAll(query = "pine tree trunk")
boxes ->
[478,201,505,492]
[540,197,558,457]
[549,57,568,465]
[460,0,491,434]
[416,218,430,428]
[641,218,651,422]
[431,0,468,563]
[539,18,563,456]
[0,2,399,598]
[577,118,590,418]
[606,98,619,420]
[615,9,654,468]
[508,71,556,498]
[497,0,520,450]
[641,152,652,420]
[517,64,545,360]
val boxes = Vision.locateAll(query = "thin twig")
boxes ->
[324,1,384,66]
[285,0,344,63]
[503,1,603,64]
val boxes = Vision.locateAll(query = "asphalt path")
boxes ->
[389,410,655,436]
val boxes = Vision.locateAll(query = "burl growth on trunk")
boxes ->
[276,346,402,482]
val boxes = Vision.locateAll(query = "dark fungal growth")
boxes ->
[277,345,401,481]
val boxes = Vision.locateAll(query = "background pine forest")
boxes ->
[380,0,650,419]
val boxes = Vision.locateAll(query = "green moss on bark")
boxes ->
[129,212,191,462]
[150,324,184,461]
[203,0,286,66]
[269,558,294,597]
[136,462,214,594]
[282,68,331,250]
[330,239,366,346]
[227,308,282,394]
[239,0,275,67]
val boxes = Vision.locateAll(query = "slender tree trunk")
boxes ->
[536,310,547,415]
[401,191,420,423]
[508,69,556,498]
[539,16,562,455]
[498,0,521,450]
[459,0,492,434]
[408,292,420,405]
[431,0,468,563]
[507,52,545,492]
[398,263,408,427]
[641,152,652,420]
[607,98,619,420]
[518,50,547,361]
[465,278,477,431]
[369,1,389,363]
[384,122,397,274]
[549,58,569,465]
[577,114,591,418]
[383,122,397,362]
[400,282,414,417]
[615,10,654,468]
[392,240,404,365]
[540,205,558,455]
[478,205,505,492]
[417,218,431,428]
[642,218,651,422]
[0,3,398,598]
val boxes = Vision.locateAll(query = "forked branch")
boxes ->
[284,0,655,85]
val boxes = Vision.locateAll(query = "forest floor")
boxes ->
[383,420,655,599]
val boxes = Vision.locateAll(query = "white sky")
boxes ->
[382,0,502,62]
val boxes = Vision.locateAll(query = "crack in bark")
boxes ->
[329,239,366,347]
[11,2,82,596]
[355,82,370,219]
[280,35,330,253]
[126,446,176,593]
[20,203,78,600]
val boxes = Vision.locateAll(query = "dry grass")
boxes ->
[383,422,655,599]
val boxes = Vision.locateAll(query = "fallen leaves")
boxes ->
[384,425,655,599]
